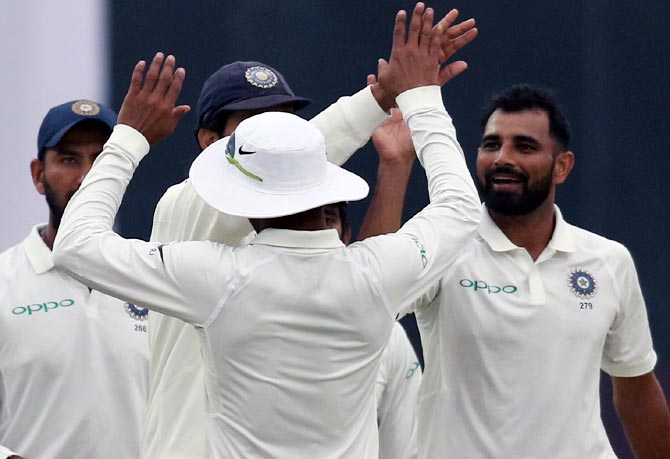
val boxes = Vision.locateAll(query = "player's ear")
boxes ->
[30,158,46,195]
[553,150,574,185]
[197,128,221,151]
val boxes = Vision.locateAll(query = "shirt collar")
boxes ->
[252,228,345,249]
[23,224,55,274]
[478,204,576,253]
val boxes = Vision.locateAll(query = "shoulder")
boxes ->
[156,179,193,207]
[570,224,633,261]
[567,223,639,283]
[0,242,25,273]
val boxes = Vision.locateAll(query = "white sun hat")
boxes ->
[189,111,369,219]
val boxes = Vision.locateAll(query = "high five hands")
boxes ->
[372,3,477,111]
[117,52,191,146]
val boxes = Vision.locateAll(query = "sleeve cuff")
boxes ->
[352,85,390,132]
[602,351,657,377]
[107,124,151,165]
[396,86,445,114]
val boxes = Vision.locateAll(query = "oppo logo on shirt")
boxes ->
[12,299,75,315]
[459,279,518,294]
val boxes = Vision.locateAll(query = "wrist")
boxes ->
[378,155,415,170]
[370,83,396,113]
[377,158,414,185]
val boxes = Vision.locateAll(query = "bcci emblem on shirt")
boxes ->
[125,303,149,321]
[567,268,598,299]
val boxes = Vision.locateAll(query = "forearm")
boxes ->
[614,373,670,458]
[357,87,480,318]
[53,125,149,274]
[310,86,388,166]
[357,157,414,240]
[396,86,479,214]
[51,126,205,321]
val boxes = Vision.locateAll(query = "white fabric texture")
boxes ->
[53,84,481,458]
[0,225,149,459]
[414,205,657,459]
[376,322,422,459]
[144,85,389,459]
[0,444,16,458]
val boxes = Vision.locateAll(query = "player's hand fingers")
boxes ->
[407,2,425,47]
[435,9,459,35]
[446,17,476,40]
[438,60,468,85]
[450,27,478,53]
[143,52,165,92]
[165,65,186,104]
[155,54,176,97]
[391,9,408,55]
[419,7,435,51]
[126,60,146,96]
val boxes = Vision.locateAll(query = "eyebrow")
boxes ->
[480,134,541,146]
[54,147,104,157]
[480,134,500,143]
[54,148,81,156]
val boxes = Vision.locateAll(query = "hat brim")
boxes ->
[42,117,114,150]
[214,94,311,117]
[189,137,369,219]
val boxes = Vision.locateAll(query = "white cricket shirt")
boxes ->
[0,225,149,459]
[377,322,422,459]
[144,85,393,459]
[53,85,481,458]
[415,205,657,459]
[0,444,16,458]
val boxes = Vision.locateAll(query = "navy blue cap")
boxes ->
[37,99,117,158]
[196,61,311,131]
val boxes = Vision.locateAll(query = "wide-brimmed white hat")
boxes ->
[189,111,369,218]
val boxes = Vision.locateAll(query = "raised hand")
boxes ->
[371,3,477,110]
[434,9,478,85]
[117,52,191,145]
[372,3,443,110]
[372,107,416,164]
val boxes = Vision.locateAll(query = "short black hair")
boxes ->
[480,84,571,151]
[199,110,230,137]
[335,201,350,232]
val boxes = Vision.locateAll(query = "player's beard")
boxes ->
[43,178,76,231]
[479,163,554,216]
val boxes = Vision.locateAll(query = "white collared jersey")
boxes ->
[53,85,481,458]
[415,205,656,459]
[143,85,407,459]
[0,225,149,459]
[377,322,422,459]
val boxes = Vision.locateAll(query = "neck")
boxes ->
[251,207,328,234]
[40,219,58,251]
[488,200,556,261]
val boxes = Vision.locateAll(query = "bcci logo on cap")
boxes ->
[245,66,278,89]
[71,99,101,116]
[567,268,598,299]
